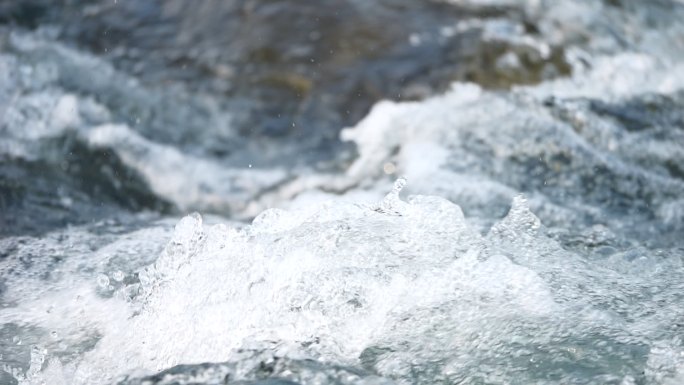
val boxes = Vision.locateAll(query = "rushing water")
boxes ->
[1,0,684,384]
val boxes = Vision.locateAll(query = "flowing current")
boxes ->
[1,0,684,384]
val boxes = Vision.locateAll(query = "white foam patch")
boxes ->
[85,124,288,213]
[5,181,682,384]
[526,53,684,101]
[1,183,571,384]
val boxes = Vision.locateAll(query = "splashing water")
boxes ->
[1,1,684,383]
[0,178,682,384]
[375,177,409,215]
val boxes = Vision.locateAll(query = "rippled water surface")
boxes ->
[1,1,684,384]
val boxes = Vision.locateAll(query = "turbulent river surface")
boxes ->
[1,0,684,384]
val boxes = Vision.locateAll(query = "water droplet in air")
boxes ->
[383,162,396,175]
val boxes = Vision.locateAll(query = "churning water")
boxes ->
[1,0,684,384]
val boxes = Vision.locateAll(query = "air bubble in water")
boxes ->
[96,274,110,288]
[111,270,125,282]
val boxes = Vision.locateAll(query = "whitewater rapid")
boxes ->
[2,179,683,384]
[2,0,684,384]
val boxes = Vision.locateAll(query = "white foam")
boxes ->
[3,1,684,383]
[82,123,288,213]
[1,182,579,384]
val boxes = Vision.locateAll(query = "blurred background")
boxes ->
[0,0,580,235]
[1,0,684,255]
